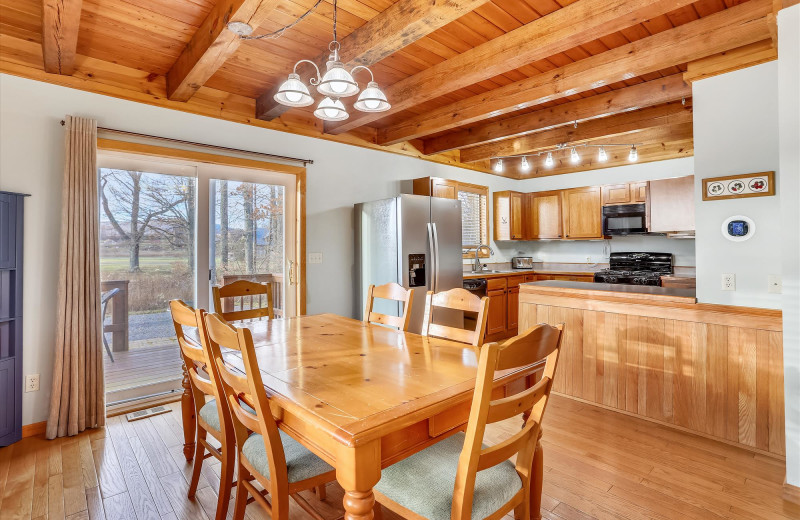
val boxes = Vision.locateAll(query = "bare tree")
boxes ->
[100,169,184,272]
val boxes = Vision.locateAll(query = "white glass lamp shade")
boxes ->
[354,82,390,112]
[598,146,608,162]
[629,145,638,162]
[317,62,359,98]
[313,97,349,121]
[570,147,580,164]
[520,156,531,172]
[493,159,504,173]
[274,73,314,107]
[544,152,554,167]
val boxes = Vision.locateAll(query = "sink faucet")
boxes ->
[473,244,494,271]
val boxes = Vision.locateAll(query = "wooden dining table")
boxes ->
[179,313,546,520]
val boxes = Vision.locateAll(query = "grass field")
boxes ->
[100,255,188,271]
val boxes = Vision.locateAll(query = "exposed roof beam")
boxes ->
[518,132,694,178]
[461,102,692,163]
[256,0,492,121]
[42,0,83,75]
[325,0,700,135]
[167,0,280,102]
[683,39,776,84]
[423,74,690,155]
[378,0,771,145]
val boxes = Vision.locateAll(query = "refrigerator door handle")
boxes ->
[432,222,441,293]
[427,222,436,291]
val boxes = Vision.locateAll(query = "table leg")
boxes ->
[530,428,544,520]
[336,441,381,520]
[181,362,196,462]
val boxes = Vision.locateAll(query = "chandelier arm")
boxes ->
[292,60,322,85]
[349,65,374,83]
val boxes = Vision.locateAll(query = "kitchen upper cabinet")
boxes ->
[601,184,630,205]
[648,175,695,234]
[412,177,458,199]
[601,182,648,205]
[562,186,603,239]
[527,191,562,239]
[631,181,648,203]
[493,191,525,240]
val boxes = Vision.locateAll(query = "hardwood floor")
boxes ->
[1,395,797,520]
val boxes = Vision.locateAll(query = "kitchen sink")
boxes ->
[469,270,504,274]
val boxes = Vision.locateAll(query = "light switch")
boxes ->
[308,252,323,264]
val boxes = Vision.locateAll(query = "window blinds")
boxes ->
[459,190,487,247]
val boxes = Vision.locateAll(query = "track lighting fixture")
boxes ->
[520,156,531,172]
[570,147,580,164]
[598,146,608,162]
[629,145,638,162]
[493,158,504,173]
[545,152,554,168]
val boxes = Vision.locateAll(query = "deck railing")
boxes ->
[101,280,129,352]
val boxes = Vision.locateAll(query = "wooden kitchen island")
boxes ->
[520,281,785,457]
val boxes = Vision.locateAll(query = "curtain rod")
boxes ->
[60,120,314,165]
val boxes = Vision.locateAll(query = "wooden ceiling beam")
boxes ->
[255,0,492,121]
[684,39,777,84]
[378,0,771,145]
[518,136,694,178]
[423,74,691,155]
[166,0,280,102]
[461,102,693,163]
[41,0,83,75]
[324,0,699,135]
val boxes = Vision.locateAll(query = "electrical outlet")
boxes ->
[308,252,323,264]
[25,374,40,392]
[768,275,782,294]
[721,273,736,291]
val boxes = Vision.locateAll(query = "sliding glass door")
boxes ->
[97,151,298,405]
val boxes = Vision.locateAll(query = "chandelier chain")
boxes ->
[240,0,324,40]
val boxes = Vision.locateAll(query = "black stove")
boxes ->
[594,252,673,286]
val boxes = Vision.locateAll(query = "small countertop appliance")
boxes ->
[511,256,534,269]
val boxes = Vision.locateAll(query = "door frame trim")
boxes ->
[97,138,307,314]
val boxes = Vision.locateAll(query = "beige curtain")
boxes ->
[46,115,105,439]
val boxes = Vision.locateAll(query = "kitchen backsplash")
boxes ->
[491,235,696,267]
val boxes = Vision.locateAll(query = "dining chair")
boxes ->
[373,323,564,520]
[212,280,274,321]
[421,288,489,347]
[169,300,237,520]
[203,312,336,520]
[364,282,414,331]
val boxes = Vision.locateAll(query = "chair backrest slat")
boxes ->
[169,300,232,440]
[364,283,414,331]
[450,323,563,520]
[213,280,274,321]
[204,312,290,502]
[421,288,489,347]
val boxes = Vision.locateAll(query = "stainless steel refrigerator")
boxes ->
[354,194,463,334]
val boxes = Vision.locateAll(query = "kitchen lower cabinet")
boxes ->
[477,272,594,342]
[486,277,507,337]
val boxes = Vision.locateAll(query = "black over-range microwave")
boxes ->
[602,203,648,235]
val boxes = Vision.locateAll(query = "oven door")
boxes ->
[602,203,648,235]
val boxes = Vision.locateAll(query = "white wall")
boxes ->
[0,73,523,425]
[778,4,800,488]
[692,62,782,309]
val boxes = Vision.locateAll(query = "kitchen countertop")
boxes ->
[521,280,697,303]
[463,262,605,279]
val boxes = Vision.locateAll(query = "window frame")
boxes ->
[458,182,491,259]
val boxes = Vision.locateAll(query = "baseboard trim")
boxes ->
[785,480,800,506]
[22,421,47,438]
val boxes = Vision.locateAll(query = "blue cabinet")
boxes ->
[0,192,27,446]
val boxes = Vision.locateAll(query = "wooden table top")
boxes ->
[224,314,537,447]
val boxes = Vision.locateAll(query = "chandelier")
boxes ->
[271,0,390,121]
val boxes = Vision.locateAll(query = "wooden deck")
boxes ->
[104,342,183,404]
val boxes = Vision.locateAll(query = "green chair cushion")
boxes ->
[374,432,522,520]
[242,430,334,484]
[198,398,255,432]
